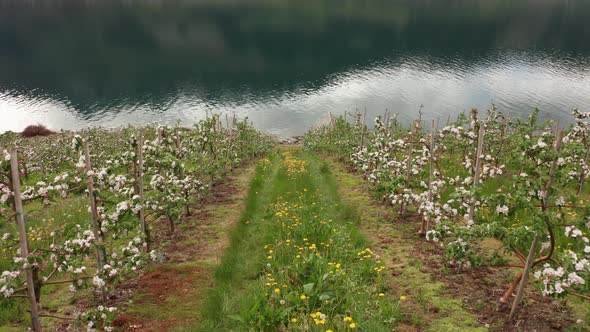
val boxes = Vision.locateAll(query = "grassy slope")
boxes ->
[11,146,585,331]
[196,147,484,331]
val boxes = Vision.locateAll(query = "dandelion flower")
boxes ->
[400,295,407,301]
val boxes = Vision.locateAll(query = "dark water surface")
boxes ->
[1,0,590,136]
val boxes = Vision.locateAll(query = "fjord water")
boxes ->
[1,0,590,136]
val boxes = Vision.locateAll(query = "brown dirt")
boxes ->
[21,124,55,138]
[408,227,577,332]
[331,159,587,332]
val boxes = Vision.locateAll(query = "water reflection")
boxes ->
[1,0,590,135]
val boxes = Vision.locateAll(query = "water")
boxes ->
[1,0,590,136]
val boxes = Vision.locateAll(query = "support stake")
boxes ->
[10,149,42,332]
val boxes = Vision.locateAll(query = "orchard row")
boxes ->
[0,116,274,331]
[304,109,590,315]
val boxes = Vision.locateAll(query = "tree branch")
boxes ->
[511,246,527,263]
[43,276,92,286]
[38,313,73,320]
[569,291,590,301]
[533,219,555,266]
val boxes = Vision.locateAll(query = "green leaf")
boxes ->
[303,283,315,294]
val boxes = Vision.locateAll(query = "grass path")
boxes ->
[196,147,485,331]
[114,146,486,331]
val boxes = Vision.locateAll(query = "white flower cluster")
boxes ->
[0,270,20,297]
[0,182,12,204]
[534,262,587,296]
[81,305,117,332]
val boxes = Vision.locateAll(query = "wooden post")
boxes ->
[10,149,42,332]
[167,214,175,234]
[83,140,106,301]
[157,127,163,145]
[132,138,139,195]
[138,132,149,252]
[7,167,17,222]
[175,127,181,153]
[468,124,485,223]
[400,120,416,217]
[418,105,424,133]
[509,235,538,320]
[390,113,397,136]
[548,130,563,192]
[578,148,589,195]
[22,159,29,180]
[360,125,366,150]
[424,120,436,234]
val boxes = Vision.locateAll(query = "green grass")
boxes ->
[197,148,401,331]
[197,157,274,329]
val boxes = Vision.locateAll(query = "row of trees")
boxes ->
[304,108,589,317]
[0,116,274,331]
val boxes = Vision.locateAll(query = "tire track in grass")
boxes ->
[198,147,402,331]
